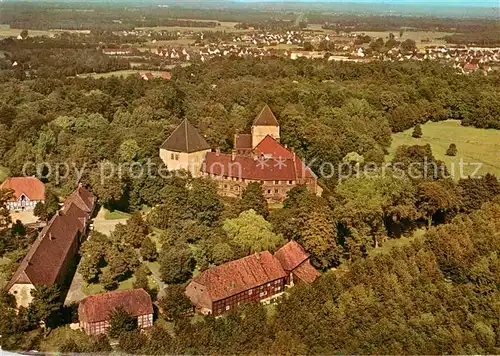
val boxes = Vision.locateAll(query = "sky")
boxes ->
[232,0,499,7]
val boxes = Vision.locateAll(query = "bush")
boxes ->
[412,124,423,138]
[446,143,457,156]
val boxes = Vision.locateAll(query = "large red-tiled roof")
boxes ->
[202,136,314,181]
[253,105,279,126]
[293,260,320,284]
[0,177,45,201]
[64,186,95,214]
[78,289,153,324]
[274,241,309,271]
[192,251,286,302]
[7,186,95,290]
[255,135,294,159]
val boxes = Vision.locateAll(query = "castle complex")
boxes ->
[159,105,321,202]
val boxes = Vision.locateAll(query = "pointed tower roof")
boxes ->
[160,119,211,153]
[252,105,279,127]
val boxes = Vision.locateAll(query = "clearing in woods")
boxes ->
[387,120,500,179]
[0,166,9,183]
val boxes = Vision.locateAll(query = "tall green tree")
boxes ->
[108,307,137,338]
[160,284,193,321]
[159,243,195,284]
[223,209,284,254]
[29,285,61,327]
[239,182,269,218]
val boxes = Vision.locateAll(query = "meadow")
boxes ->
[387,120,500,178]
[75,69,173,79]
[0,166,9,183]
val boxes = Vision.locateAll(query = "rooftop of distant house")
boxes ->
[0,177,45,201]
[78,288,153,324]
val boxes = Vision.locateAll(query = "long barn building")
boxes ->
[185,241,319,316]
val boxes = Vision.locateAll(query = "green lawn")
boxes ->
[387,120,500,179]
[0,166,9,183]
[103,208,131,220]
[83,269,157,296]
[369,229,426,257]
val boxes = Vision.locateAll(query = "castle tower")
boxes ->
[251,105,280,148]
[159,119,211,177]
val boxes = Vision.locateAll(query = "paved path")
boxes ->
[64,270,85,306]
[149,269,167,299]
[93,208,128,236]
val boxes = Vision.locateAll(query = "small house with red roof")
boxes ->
[78,288,153,335]
[141,72,155,80]
[0,177,45,211]
[7,185,96,308]
[274,241,320,285]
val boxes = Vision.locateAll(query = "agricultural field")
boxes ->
[136,20,246,33]
[387,120,500,179]
[0,24,68,38]
[360,30,454,49]
[76,69,173,79]
[308,24,454,49]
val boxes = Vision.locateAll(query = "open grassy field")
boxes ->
[83,272,157,296]
[308,24,453,49]
[0,24,55,38]
[137,21,246,33]
[103,208,131,220]
[0,166,9,183]
[387,120,500,179]
[77,68,186,79]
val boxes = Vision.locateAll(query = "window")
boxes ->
[170,153,174,160]
[274,189,279,194]
[248,289,253,295]
[267,283,270,287]
[224,184,228,189]
[175,154,179,160]
[267,190,271,194]
[288,180,293,185]
[226,305,230,311]
[274,180,279,185]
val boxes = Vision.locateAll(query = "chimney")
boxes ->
[49,233,54,241]
[231,150,236,161]
[284,144,288,149]
[215,147,221,156]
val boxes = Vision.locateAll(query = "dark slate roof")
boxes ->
[160,119,211,153]
[253,105,279,127]
[234,134,252,150]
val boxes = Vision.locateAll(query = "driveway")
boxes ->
[64,270,85,306]
[92,208,128,236]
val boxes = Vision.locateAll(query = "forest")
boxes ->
[0,43,500,352]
